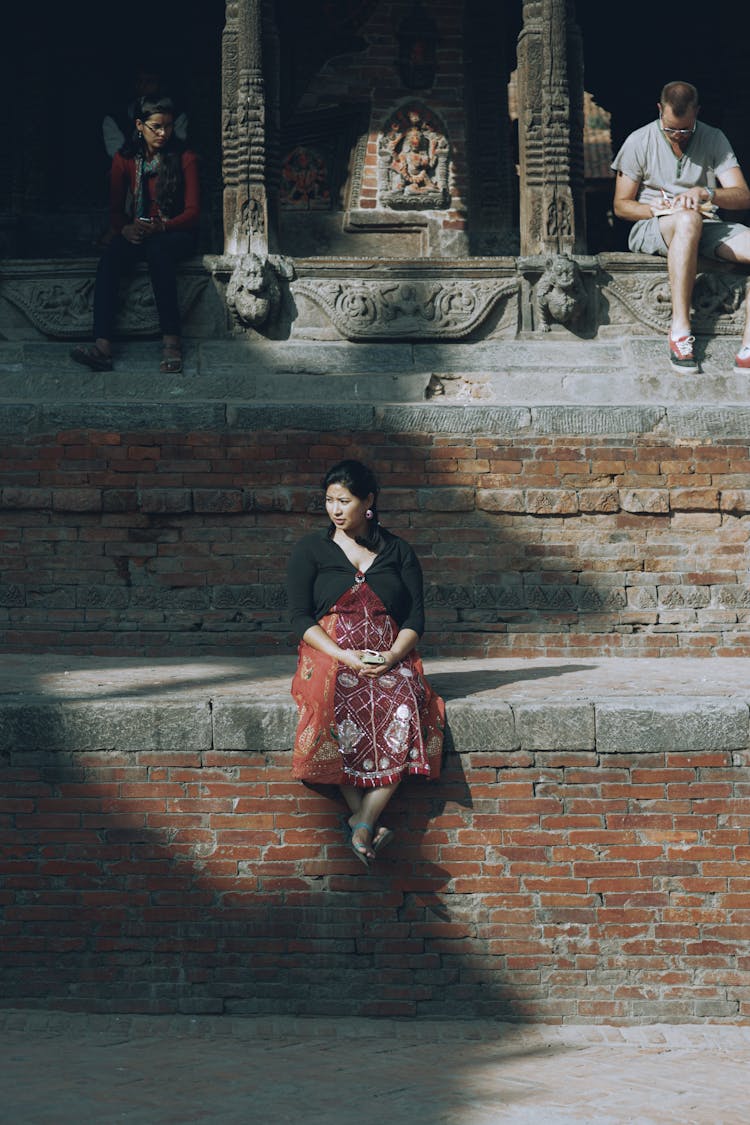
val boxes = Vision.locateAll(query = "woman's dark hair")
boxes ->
[323,459,383,551]
[122,95,185,217]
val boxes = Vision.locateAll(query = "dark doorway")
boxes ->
[4,0,224,257]
[575,0,750,250]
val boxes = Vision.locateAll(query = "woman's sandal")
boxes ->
[372,826,395,855]
[349,821,374,868]
[159,347,183,374]
[70,345,113,372]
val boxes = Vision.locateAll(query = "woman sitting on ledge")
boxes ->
[71,94,199,375]
[286,459,444,867]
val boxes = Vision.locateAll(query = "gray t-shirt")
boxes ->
[611,119,739,211]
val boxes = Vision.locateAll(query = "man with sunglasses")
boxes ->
[612,81,750,374]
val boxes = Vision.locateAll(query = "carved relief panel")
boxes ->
[377,105,450,211]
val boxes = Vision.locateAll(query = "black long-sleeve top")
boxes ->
[286,528,426,639]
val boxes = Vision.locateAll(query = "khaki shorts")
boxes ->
[629,216,749,258]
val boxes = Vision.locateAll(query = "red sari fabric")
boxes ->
[291,578,444,787]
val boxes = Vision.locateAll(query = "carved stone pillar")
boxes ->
[516,0,586,255]
[222,0,271,256]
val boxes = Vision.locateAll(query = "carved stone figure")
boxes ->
[536,254,587,331]
[226,254,280,328]
[378,107,450,210]
[226,254,293,330]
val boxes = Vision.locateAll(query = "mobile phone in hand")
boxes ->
[361,650,386,665]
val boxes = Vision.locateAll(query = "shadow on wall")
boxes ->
[0,686,543,1024]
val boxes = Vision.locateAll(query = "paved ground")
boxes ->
[2,1011,750,1124]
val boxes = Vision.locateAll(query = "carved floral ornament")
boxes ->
[606,271,748,334]
[292,277,517,340]
[377,105,450,210]
[2,275,207,338]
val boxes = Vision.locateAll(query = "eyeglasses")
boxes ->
[659,114,696,138]
[142,121,174,135]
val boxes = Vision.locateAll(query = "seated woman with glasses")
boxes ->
[72,95,199,374]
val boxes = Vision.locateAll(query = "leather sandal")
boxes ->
[372,826,395,855]
[70,345,113,372]
[159,346,183,374]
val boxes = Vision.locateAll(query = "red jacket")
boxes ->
[110,150,200,233]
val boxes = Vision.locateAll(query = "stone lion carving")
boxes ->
[226,254,293,330]
[536,254,587,332]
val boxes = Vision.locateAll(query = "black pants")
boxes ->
[93,231,196,340]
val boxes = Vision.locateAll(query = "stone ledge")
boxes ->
[3,398,750,437]
[4,339,750,408]
[0,257,226,341]
[2,253,748,344]
[1,654,749,756]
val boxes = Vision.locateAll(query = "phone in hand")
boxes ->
[361,650,386,665]
[137,217,153,224]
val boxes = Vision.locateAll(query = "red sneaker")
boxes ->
[733,347,750,374]
[669,335,699,373]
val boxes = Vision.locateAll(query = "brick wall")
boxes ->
[1,424,749,657]
[2,695,749,1022]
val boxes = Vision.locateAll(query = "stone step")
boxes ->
[1,395,750,440]
[2,653,748,756]
[1,338,748,407]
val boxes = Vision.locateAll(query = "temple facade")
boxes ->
[3,0,749,343]
[2,1,750,664]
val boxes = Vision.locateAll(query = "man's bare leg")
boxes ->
[659,209,704,337]
[715,229,750,350]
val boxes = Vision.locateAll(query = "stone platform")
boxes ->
[1,653,749,752]
[2,336,750,408]
[1,253,747,354]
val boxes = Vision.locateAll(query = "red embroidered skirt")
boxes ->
[291,581,444,787]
